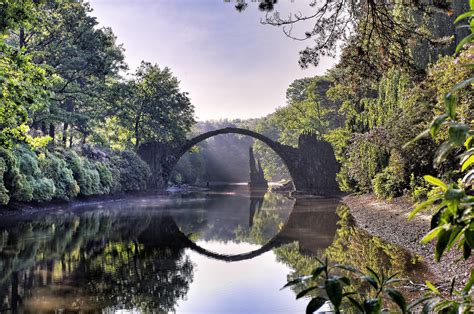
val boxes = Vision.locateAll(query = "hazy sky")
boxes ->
[88,0,336,120]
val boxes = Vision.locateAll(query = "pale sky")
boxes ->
[88,0,336,120]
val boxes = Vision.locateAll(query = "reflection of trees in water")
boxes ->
[274,203,433,300]
[86,240,193,312]
[0,212,194,312]
[324,204,431,281]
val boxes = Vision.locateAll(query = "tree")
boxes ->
[4,1,126,145]
[0,0,51,148]
[114,62,195,149]
[235,0,465,80]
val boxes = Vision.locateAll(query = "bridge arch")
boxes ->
[138,127,340,195]
[172,127,296,183]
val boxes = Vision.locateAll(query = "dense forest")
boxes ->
[0,1,195,204]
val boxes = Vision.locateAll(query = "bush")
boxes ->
[11,171,33,202]
[40,152,79,200]
[111,150,150,191]
[372,167,404,199]
[342,128,390,192]
[17,148,41,177]
[95,162,114,194]
[0,158,10,205]
[31,177,55,202]
[63,150,101,196]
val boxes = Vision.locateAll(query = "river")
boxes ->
[0,185,432,313]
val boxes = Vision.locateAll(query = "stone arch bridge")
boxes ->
[138,127,339,195]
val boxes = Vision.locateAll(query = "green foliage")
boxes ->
[63,150,101,196]
[111,62,195,149]
[341,128,390,192]
[40,151,79,200]
[372,167,404,199]
[31,177,55,202]
[283,258,408,314]
[111,150,151,192]
[0,158,10,205]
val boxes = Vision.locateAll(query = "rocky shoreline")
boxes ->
[342,194,473,290]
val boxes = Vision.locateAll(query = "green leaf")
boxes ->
[363,298,382,314]
[425,281,442,296]
[296,286,318,299]
[465,229,474,248]
[312,265,326,279]
[408,196,441,220]
[463,269,474,294]
[445,93,457,119]
[336,276,351,286]
[408,295,433,310]
[385,288,407,313]
[456,33,474,53]
[448,124,469,146]
[470,0,474,10]
[434,141,455,165]
[421,226,444,244]
[325,278,343,309]
[423,175,448,191]
[305,297,327,314]
[282,275,312,288]
[404,129,429,148]
[463,241,472,259]
[362,275,379,290]
[435,227,452,261]
[429,114,449,137]
[444,188,464,201]
[347,296,364,312]
[365,266,380,284]
[451,77,474,93]
[454,10,474,24]
[465,136,473,149]
[433,300,458,312]
[462,155,474,172]
[333,264,360,274]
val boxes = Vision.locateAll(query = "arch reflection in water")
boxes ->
[0,187,431,312]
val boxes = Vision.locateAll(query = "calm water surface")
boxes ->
[0,186,432,313]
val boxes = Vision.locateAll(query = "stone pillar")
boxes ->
[248,146,268,189]
[291,134,340,196]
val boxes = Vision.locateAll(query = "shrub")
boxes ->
[343,128,390,192]
[111,150,151,191]
[96,162,114,194]
[31,177,55,202]
[15,146,42,177]
[63,150,101,196]
[0,158,10,205]
[11,171,33,202]
[40,152,79,200]
[372,167,404,199]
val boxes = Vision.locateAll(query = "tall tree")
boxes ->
[115,62,195,149]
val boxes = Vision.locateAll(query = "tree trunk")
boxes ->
[63,123,68,146]
[19,27,25,49]
[49,124,55,143]
[135,112,141,150]
[62,97,74,146]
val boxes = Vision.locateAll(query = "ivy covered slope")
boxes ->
[0,0,195,206]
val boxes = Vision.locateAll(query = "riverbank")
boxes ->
[343,194,473,290]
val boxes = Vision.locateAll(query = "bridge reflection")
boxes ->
[175,197,340,262]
